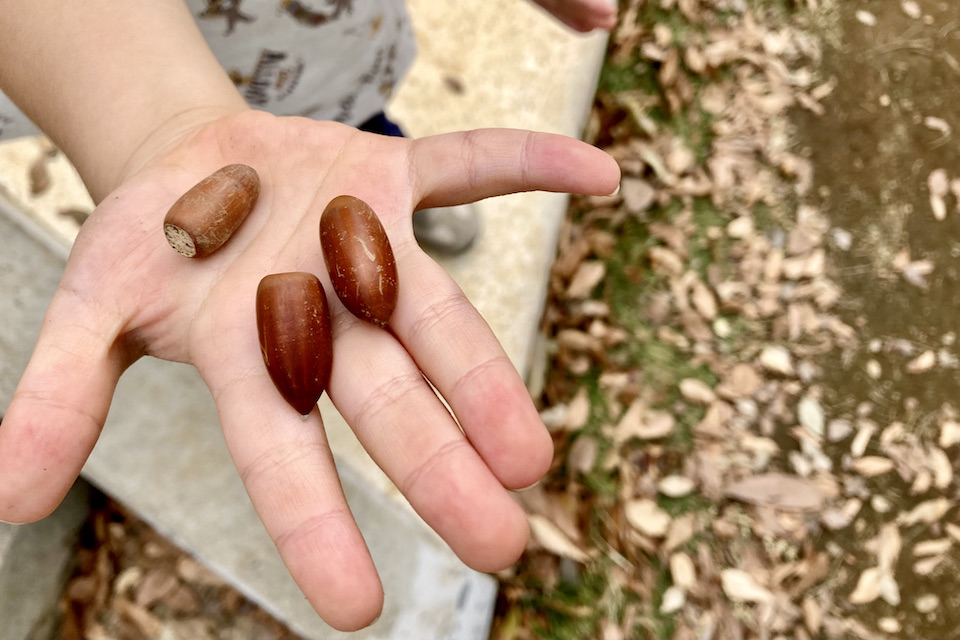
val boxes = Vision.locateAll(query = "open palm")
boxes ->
[0,111,619,630]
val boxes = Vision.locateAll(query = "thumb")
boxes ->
[0,289,127,523]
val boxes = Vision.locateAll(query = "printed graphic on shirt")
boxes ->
[192,0,416,126]
[318,36,398,123]
[198,0,254,35]
[231,49,306,107]
[281,0,354,27]
[0,2,413,139]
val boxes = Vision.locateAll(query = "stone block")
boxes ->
[0,480,91,639]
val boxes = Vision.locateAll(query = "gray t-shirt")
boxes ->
[0,0,416,139]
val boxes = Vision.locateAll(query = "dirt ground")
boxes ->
[797,1,960,637]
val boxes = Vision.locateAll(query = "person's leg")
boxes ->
[356,112,405,138]
[357,112,479,256]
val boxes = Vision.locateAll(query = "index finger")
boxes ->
[408,129,620,210]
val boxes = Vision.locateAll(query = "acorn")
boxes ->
[319,195,398,326]
[256,272,333,417]
[164,164,260,258]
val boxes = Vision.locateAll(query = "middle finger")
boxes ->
[325,310,529,573]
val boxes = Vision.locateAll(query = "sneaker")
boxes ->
[412,203,480,255]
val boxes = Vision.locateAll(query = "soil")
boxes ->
[796,1,960,637]
[800,0,960,374]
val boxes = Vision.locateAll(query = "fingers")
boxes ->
[409,129,620,210]
[196,327,382,632]
[530,0,618,33]
[324,313,531,573]
[0,289,125,523]
[392,252,554,491]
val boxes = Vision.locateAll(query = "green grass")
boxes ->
[644,557,678,640]
[508,1,823,635]
[532,561,618,639]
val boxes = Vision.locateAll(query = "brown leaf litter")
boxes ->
[496,0,960,638]
[58,496,303,640]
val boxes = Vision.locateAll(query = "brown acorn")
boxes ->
[319,195,398,326]
[164,164,260,258]
[256,272,333,416]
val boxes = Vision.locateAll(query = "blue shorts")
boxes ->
[357,112,405,138]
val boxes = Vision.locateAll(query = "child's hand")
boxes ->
[0,111,620,631]
[531,0,618,32]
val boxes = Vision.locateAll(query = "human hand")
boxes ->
[530,0,618,33]
[0,111,620,630]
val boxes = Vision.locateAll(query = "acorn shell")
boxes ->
[256,272,333,416]
[164,164,260,258]
[319,195,398,326]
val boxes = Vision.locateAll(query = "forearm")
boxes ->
[0,0,248,201]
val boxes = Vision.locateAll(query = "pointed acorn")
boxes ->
[256,272,333,416]
[319,195,398,326]
[164,164,260,258]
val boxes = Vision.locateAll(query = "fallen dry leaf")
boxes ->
[724,473,824,511]
[563,387,591,431]
[620,177,657,213]
[624,499,672,537]
[901,0,922,19]
[820,498,861,530]
[905,350,936,374]
[850,421,876,457]
[855,10,877,26]
[690,280,718,320]
[566,260,606,298]
[879,573,901,606]
[759,345,795,376]
[913,537,952,557]
[721,569,772,603]
[929,446,953,489]
[876,523,901,573]
[567,435,598,474]
[670,552,697,591]
[663,513,698,553]
[915,593,940,613]
[679,378,716,405]
[134,568,178,608]
[615,401,675,441]
[929,168,949,196]
[850,456,895,477]
[527,514,590,563]
[898,498,951,526]
[848,567,883,604]
[649,246,685,277]
[939,420,960,448]
[659,475,696,498]
[914,555,943,576]
[717,363,763,398]
[660,586,685,614]
[28,154,51,196]
[797,395,824,437]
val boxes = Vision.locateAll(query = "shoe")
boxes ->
[412,203,480,256]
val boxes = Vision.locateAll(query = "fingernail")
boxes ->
[607,182,621,197]
[513,478,543,492]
